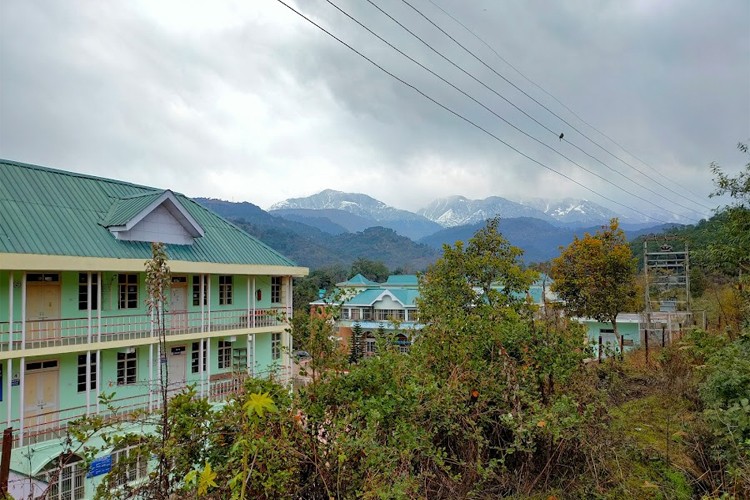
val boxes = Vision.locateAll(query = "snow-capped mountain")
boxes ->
[271,189,409,221]
[518,198,619,225]
[269,189,441,240]
[418,195,554,227]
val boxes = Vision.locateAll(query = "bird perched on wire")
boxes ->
[559,132,564,141]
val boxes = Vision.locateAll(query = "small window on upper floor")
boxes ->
[219,275,233,305]
[117,351,137,385]
[271,332,281,361]
[192,275,207,306]
[218,340,232,369]
[271,276,282,304]
[118,274,139,309]
[78,273,99,310]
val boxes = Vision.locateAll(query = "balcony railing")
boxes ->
[0,308,288,351]
[8,366,292,448]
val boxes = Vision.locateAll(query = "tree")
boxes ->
[144,242,173,498]
[417,217,538,373]
[708,142,750,277]
[350,257,389,282]
[551,218,638,349]
[706,142,750,332]
[349,322,363,363]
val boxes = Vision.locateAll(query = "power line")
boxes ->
[274,0,674,225]
[426,0,710,203]
[407,0,714,212]
[356,0,702,219]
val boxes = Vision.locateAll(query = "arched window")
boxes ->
[38,454,85,500]
[396,334,410,354]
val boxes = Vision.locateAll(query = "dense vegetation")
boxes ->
[63,146,748,498]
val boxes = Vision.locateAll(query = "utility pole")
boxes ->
[642,235,691,353]
[0,427,12,496]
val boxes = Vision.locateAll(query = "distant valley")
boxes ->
[196,190,680,271]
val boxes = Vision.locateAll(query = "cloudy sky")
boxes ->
[1,0,748,221]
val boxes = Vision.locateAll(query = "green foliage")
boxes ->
[551,218,638,339]
[699,336,750,485]
[292,264,350,312]
[350,257,390,283]
[69,218,734,498]
[350,321,363,363]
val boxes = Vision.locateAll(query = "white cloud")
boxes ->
[1,0,747,220]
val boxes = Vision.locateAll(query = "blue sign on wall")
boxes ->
[86,455,113,478]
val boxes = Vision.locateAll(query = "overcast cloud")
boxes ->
[1,0,748,221]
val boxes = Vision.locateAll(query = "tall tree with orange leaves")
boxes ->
[551,218,638,348]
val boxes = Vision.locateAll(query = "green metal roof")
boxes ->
[382,274,419,286]
[0,159,300,267]
[345,288,419,307]
[337,274,379,287]
[102,191,165,227]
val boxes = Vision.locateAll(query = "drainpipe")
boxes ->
[18,357,24,447]
[7,272,13,427]
[97,272,102,414]
[252,277,256,329]
[199,274,205,399]
[86,273,92,415]
[19,274,25,446]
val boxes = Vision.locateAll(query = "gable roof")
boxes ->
[0,159,306,274]
[382,274,419,287]
[344,288,419,307]
[336,273,379,287]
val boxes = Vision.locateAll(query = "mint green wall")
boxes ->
[254,276,272,308]
[0,358,21,425]
[0,271,277,323]
[209,275,250,310]
[0,271,23,322]
[585,320,641,357]
[253,332,275,375]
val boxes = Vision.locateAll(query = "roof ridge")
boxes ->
[0,158,164,193]
[176,195,298,267]
[117,190,166,200]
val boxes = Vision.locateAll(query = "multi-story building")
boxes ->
[332,274,422,355]
[319,274,556,356]
[0,160,307,498]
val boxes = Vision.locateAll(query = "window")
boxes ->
[375,309,405,321]
[219,275,233,305]
[365,334,377,356]
[271,333,281,361]
[192,275,207,306]
[218,341,232,369]
[271,277,282,303]
[117,351,137,385]
[111,445,148,487]
[233,348,248,372]
[27,273,60,282]
[191,341,207,374]
[396,334,410,354]
[41,454,85,500]
[78,273,99,311]
[118,274,138,309]
[77,353,97,392]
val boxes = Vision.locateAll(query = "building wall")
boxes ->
[584,320,641,358]
[0,272,284,323]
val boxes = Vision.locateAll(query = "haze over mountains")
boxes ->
[197,189,680,271]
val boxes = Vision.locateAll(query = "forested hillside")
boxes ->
[69,147,749,498]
